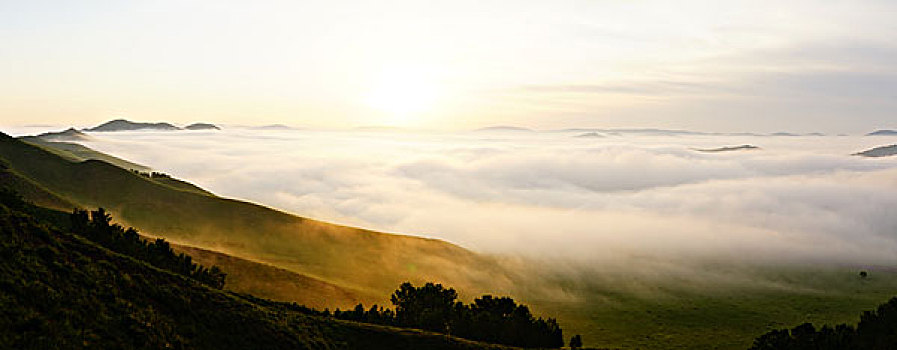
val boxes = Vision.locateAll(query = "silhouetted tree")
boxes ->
[391,282,458,332]
[750,297,897,350]
[382,282,563,348]
[570,334,583,349]
[69,208,226,289]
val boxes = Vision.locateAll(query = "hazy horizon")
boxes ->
[1,121,894,137]
[8,125,896,269]
[3,1,897,133]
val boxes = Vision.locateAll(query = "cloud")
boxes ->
[74,128,897,268]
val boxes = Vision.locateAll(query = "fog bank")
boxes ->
[33,127,897,266]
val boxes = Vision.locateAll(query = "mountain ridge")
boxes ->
[86,119,181,132]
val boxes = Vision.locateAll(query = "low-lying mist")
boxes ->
[57,127,897,271]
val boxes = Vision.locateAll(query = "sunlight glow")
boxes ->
[365,66,440,125]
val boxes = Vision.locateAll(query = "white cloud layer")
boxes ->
[62,128,897,266]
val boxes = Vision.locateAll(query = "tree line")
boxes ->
[750,296,897,349]
[331,282,568,348]
[69,208,226,289]
[131,169,172,179]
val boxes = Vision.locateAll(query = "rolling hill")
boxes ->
[170,243,369,309]
[21,136,150,172]
[0,131,514,306]
[0,189,515,350]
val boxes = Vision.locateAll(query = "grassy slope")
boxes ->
[171,243,372,309]
[21,138,214,196]
[21,138,151,172]
[0,132,509,303]
[0,197,514,350]
[0,166,77,211]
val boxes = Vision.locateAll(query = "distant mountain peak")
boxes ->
[695,145,761,153]
[29,128,92,141]
[252,124,295,130]
[867,130,897,136]
[185,123,220,130]
[86,119,181,132]
[854,144,897,157]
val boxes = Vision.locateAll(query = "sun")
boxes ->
[365,66,440,125]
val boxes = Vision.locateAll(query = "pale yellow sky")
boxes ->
[1,0,896,132]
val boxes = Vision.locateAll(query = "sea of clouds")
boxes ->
[11,126,897,266]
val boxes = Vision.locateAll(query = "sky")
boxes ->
[62,128,897,266]
[1,0,896,132]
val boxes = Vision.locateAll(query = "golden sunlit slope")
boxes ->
[171,243,370,309]
[0,189,518,350]
[0,132,513,303]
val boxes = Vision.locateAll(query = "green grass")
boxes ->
[537,267,897,349]
[21,138,151,172]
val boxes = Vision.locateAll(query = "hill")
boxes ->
[0,131,514,305]
[0,160,76,211]
[185,123,220,130]
[749,295,897,349]
[854,144,897,158]
[695,145,760,153]
[4,136,373,311]
[867,130,897,136]
[86,119,181,132]
[20,137,150,172]
[0,191,516,350]
[171,243,369,309]
[29,127,91,141]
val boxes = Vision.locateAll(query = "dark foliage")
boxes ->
[749,297,897,350]
[331,282,565,348]
[570,334,583,349]
[69,207,226,289]
[131,169,172,179]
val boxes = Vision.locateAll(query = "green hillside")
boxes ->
[0,162,76,212]
[21,137,151,172]
[0,190,517,350]
[0,131,511,305]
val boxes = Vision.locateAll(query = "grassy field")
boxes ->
[532,266,897,349]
